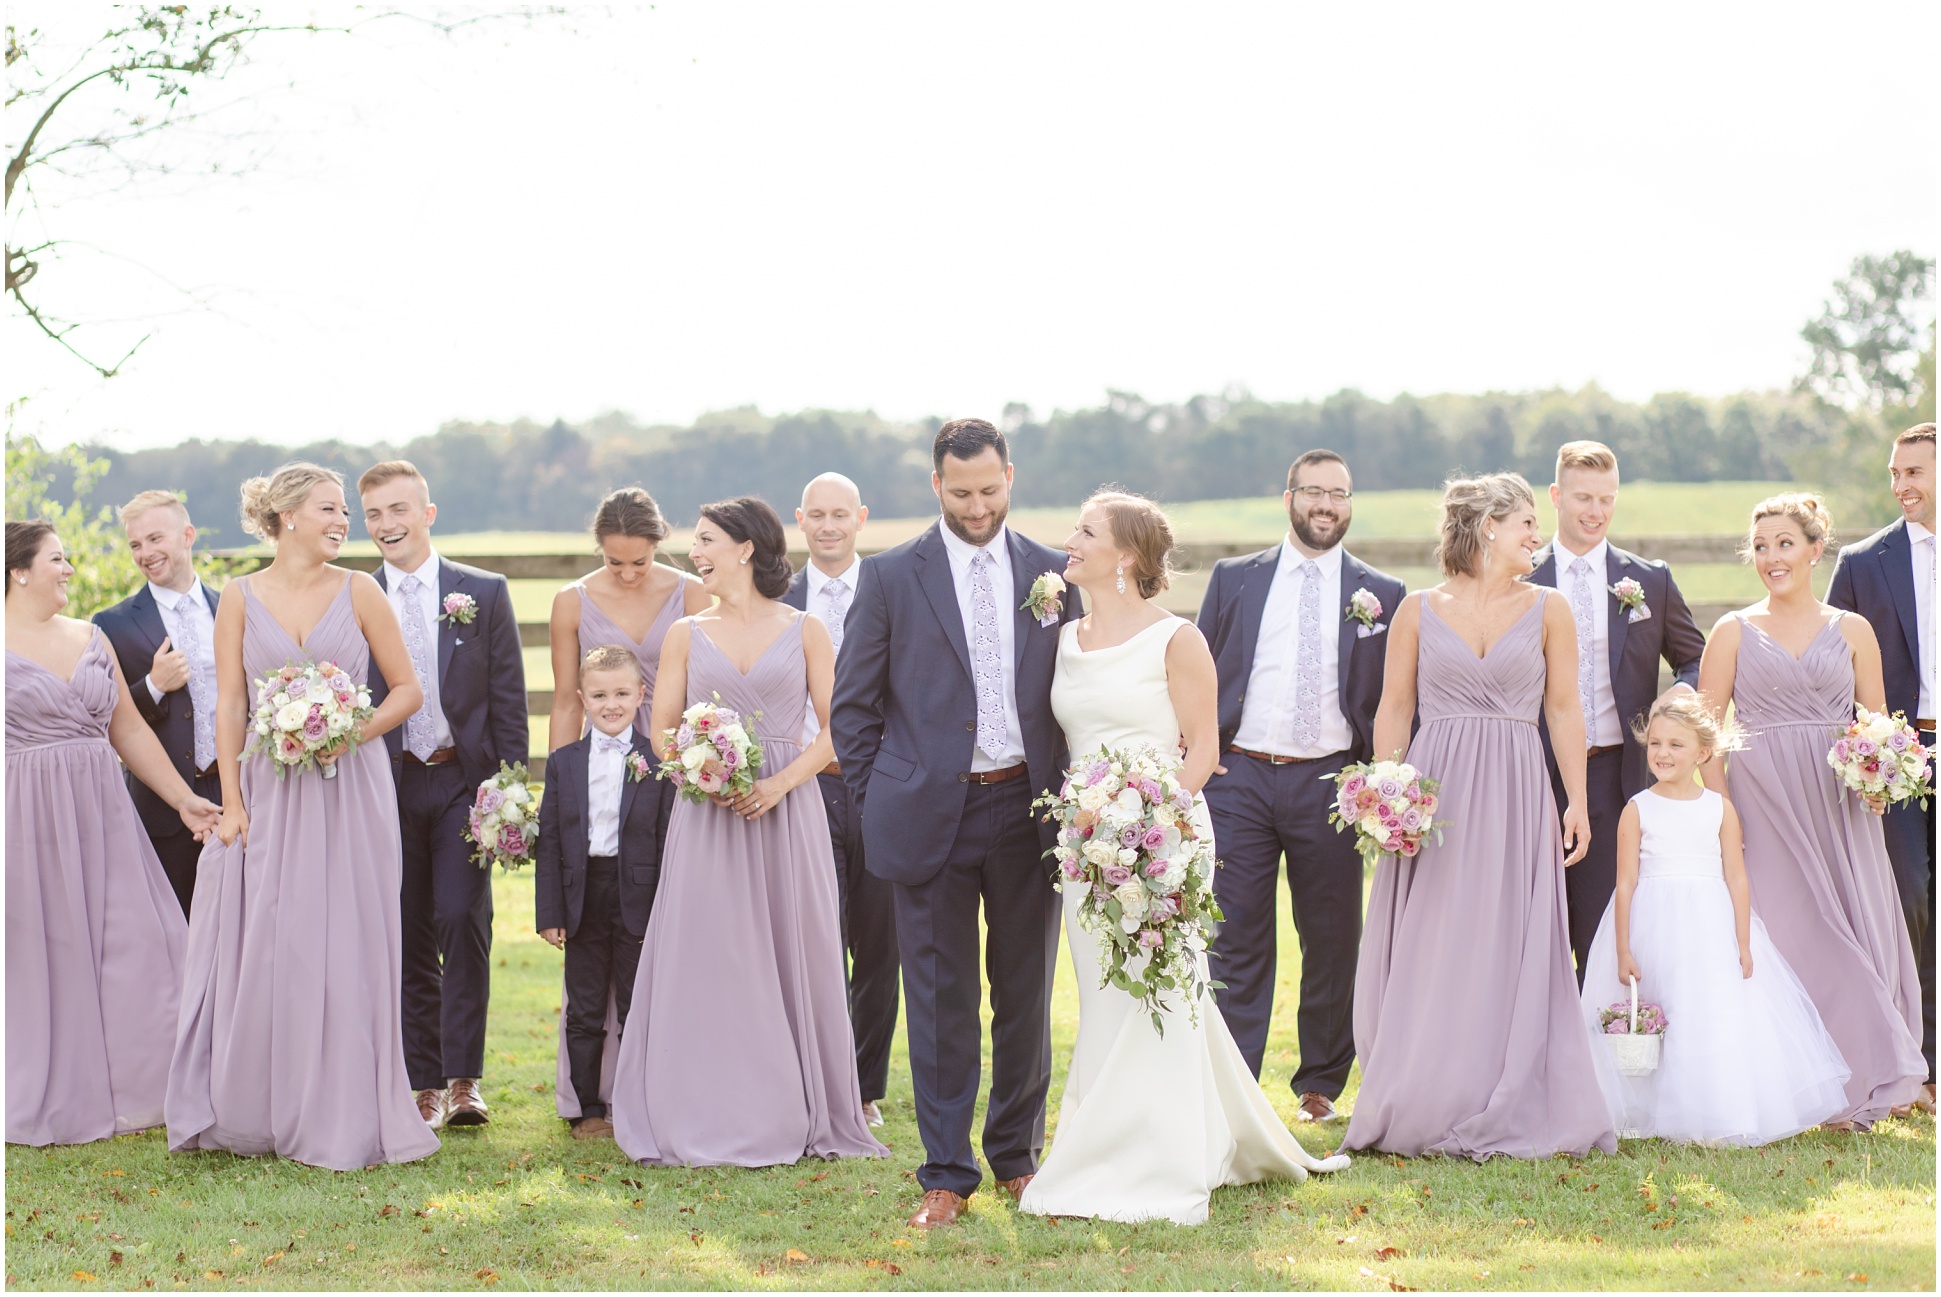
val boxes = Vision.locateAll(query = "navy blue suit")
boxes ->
[370,557,529,1090]
[830,521,1074,1197]
[95,581,223,916]
[783,566,900,1104]
[1529,543,1705,979]
[1195,545,1405,1097]
[1828,517,1934,1082]
[535,729,663,1121]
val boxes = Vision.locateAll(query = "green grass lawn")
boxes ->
[6,872,1931,1291]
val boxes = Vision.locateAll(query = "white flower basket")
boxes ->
[1604,975,1662,1077]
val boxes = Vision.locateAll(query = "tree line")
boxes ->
[52,384,1841,546]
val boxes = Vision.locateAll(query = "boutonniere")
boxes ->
[438,592,478,626]
[1022,572,1066,627]
[625,751,651,783]
[1346,587,1386,636]
[1610,577,1651,623]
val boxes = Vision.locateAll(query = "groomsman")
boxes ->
[1528,440,1704,982]
[1198,449,1405,1122]
[783,471,898,1128]
[358,461,529,1131]
[1828,422,1936,1114]
[832,419,1075,1228]
[94,490,224,917]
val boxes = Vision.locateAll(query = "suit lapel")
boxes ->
[129,584,168,658]
[1007,528,1039,674]
[618,734,645,848]
[436,560,461,688]
[199,581,220,619]
[1529,546,1558,589]
[1604,548,1631,684]
[1236,547,1277,666]
[1879,521,1921,671]
[1335,554,1361,713]
[915,524,975,684]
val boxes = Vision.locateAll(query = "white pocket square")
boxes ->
[1356,622,1387,638]
[1037,613,1058,629]
[1626,606,1651,624]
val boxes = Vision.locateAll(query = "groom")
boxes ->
[832,419,1074,1228]
[1528,440,1704,982]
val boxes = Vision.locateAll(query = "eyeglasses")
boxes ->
[1292,486,1353,505]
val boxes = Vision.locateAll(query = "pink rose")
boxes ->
[1137,929,1164,951]
[1400,807,1424,832]
[720,747,740,770]
[1141,824,1168,850]
[1833,738,1852,763]
[1103,863,1134,887]
[1148,894,1179,921]
[1855,738,1878,757]
[303,706,328,742]
[496,823,527,858]
[1889,729,1911,752]
[477,786,505,814]
[1375,776,1404,800]
[1061,858,1085,881]
[1144,858,1170,878]
[1406,781,1423,800]
[1340,773,1366,798]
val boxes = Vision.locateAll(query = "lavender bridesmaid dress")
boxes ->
[166,577,439,1170]
[555,573,695,1121]
[7,630,188,1145]
[1724,613,1924,1126]
[1343,595,1618,1159]
[612,616,887,1166]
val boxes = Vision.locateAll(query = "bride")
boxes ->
[1018,490,1348,1226]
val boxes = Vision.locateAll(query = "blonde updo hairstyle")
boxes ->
[1739,492,1833,563]
[1629,690,1744,759]
[239,461,345,542]
[1086,488,1176,599]
[1434,472,1536,579]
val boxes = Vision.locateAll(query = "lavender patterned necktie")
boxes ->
[397,573,438,761]
[1569,556,1598,739]
[969,550,1005,761]
[1294,560,1322,751]
[822,577,850,657]
[174,591,217,771]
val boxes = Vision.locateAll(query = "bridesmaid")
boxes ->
[612,496,886,1167]
[1698,493,1924,1129]
[546,486,708,1122]
[6,521,219,1146]
[167,463,439,1170]
[1343,473,1617,1159]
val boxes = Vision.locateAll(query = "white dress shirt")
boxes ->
[800,555,860,744]
[1553,536,1621,747]
[145,580,220,769]
[1909,520,1935,719]
[937,523,1026,770]
[1232,538,1355,758]
[380,549,455,749]
[586,730,629,858]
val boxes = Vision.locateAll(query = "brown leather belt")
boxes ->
[1587,744,1623,758]
[1227,744,1329,767]
[1918,719,1936,735]
[195,762,220,780]
[402,747,458,767]
[963,764,1028,785]
[820,761,842,777]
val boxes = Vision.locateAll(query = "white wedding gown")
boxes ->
[1018,615,1349,1226]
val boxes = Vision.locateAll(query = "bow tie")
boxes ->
[594,733,633,755]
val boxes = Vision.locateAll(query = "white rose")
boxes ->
[1116,848,1138,870]
[505,785,531,805]
[682,746,710,772]
[1114,882,1148,925]
[1076,785,1109,814]
[1082,840,1118,868]
[502,801,525,825]
[1152,859,1186,893]
[275,701,309,731]
[1359,813,1384,839]
[255,721,271,737]
[272,691,290,709]
[718,723,747,745]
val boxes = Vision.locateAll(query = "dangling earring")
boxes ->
[1115,564,1127,596]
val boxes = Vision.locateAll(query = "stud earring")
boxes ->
[1485,532,1496,541]
[739,556,749,565]
[1115,564,1127,596]
[15,576,25,585]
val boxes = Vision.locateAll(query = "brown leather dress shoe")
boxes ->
[1917,1083,1938,1116]
[445,1078,489,1127]
[1295,1092,1339,1122]
[996,1174,1034,1201]
[572,1116,614,1140]
[907,1189,967,1228]
[415,1088,448,1131]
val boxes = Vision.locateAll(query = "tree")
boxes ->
[6,6,568,378]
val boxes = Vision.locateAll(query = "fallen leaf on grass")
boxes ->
[785,1248,809,1263]
[890,1238,910,1247]
[620,1178,643,1189]
[1374,1246,1403,1260]
[71,1272,98,1283]
[261,1252,283,1267]
[379,1204,398,1218]
[1848,1276,1868,1285]
[1358,1265,1416,1292]
[476,1267,500,1284]
[109,1252,123,1268]
[204,1271,224,1281]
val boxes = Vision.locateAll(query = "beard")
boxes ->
[943,500,1009,547]
[1290,506,1348,551]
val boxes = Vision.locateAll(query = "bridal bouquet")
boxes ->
[1597,977,1668,1076]
[247,660,373,780]
[466,762,540,872]
[658,694,763,804]
[1327,760,1443,865]
[1034,745,1222,1036]
[1827,706,1934,809]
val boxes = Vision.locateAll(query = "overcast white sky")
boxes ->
[7,1,1936,452]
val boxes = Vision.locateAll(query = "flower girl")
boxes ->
[1579,693,1850,1145]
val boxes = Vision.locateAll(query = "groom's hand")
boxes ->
[539,927,565,949]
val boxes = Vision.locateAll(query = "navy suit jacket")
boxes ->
[1827,518,1925,724]
[369,557,530,790]
[532,730,663,938]
[1528,543,1705,800]
[1195,544,1406,762]
[94,581,223,841]
[780,567,812,612]
[830,522,1076,885]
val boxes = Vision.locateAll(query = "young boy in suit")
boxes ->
[536,646,664,1140]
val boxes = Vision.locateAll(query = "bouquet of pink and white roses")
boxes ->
[247,660,374,779]
[1828,706,1934,810]
[1034,744,1222,1036]
[466,762,540,871]
[1327,759,1443,865]
[658,693,763,804]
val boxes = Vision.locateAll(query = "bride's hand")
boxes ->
[1560,802,1591,866]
